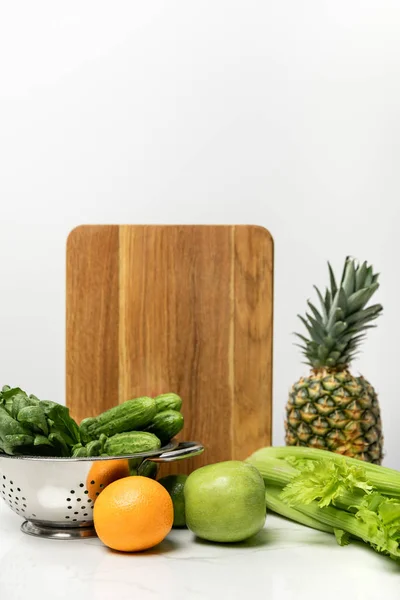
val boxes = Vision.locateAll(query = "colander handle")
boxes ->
[147,441,204,463]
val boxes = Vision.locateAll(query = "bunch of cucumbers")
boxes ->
[73,393,184,457]
[0,386,184,458]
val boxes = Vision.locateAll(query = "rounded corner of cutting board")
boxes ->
[66,224,273,472]
[66,224,120,248]
[241,224,274,245]
[66,224,90,245]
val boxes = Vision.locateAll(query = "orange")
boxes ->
[86,459,130,502]
[93,476,174,552]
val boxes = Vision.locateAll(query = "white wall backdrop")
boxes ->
[1,1,399,468]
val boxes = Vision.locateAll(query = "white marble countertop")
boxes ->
[0,502,397,600]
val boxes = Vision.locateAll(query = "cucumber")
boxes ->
[103,431,161,456]
[137,460,159,479]
[145,409,184,445]
[155,393,182,413]
[72,444,88,457]
[80,396,157,442]
[85,439,104,457]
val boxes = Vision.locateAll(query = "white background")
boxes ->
[0,1,399,468]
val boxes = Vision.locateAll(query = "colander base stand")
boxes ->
[21,520,97,540]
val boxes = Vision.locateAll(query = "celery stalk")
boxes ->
[265,486,334,534]
[296,499,400,560]
[247,446,400,561]
[245,455,299,488]
[248,446,400,497]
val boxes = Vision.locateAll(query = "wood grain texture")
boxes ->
[66,225,120,422]
[66,225,273,474]
[232,226,274,460]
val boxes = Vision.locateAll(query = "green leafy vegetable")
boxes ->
[43,403,80,446]
[280,457,372,508]
[17,406,49,435]
[334,529,350,546]
[247,445,400,562]
[0,386,80,457]
[48,431,70,457]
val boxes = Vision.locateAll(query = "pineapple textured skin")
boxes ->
[285,368,383,464]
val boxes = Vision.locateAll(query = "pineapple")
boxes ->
[285,257,384,464]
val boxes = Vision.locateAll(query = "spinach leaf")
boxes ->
[17,406,48,436]
[45,403,80,446]
[48,431,70,457]
[3,433,35,454]
[34,434,53,447]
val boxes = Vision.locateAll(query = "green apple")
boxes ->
[184,460,266,543]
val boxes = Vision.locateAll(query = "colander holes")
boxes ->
[90,480,95,485]
[10,481,13,485]
[84,513,88,516]
[2,484,4,488]
[84,490,88,495]
[66,497,71,501]
[8,494,11,498]
[2,476,5,480]
[67,506,72,509]
[32,513,36,517]
[10,489,13,493]
[65,516,70,519]
[17,488,21,492]
[72,519,77,522]
[70,490,75,494]
[87,499,92,503]
[22,497,26,501]
[74,511,78,515]
[23,504,26,508]
[76,498,81,502]
[15,497,19,500]
[79,483,84,487]
[99,484,104,488]
[81,506,85,510]
[21,509,25,513]
[95,492,100,496]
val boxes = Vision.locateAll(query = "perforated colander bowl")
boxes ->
[0,440,203,539]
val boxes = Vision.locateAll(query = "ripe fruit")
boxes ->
[93,476,173,552]
[184,461,266,543]
[286,257,383,463]
[158,474,188,527]
[86,459,130,502]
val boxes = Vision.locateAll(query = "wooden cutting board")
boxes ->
[66,225,273,474]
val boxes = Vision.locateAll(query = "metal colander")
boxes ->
[0,440,203,539]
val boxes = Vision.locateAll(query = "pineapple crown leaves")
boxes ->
[295,257,383,370]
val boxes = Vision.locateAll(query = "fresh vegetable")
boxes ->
[154,393,183,413]
[103,431,161,456]
[286,257,383,464]
[247,446,400,560]
[137,460,159,479]
[71,444,88,458]
[144,409,184,444]
[0,386,80,457]
[184,461,267,543]
[80,396,157,442]
[0,387,184,458]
